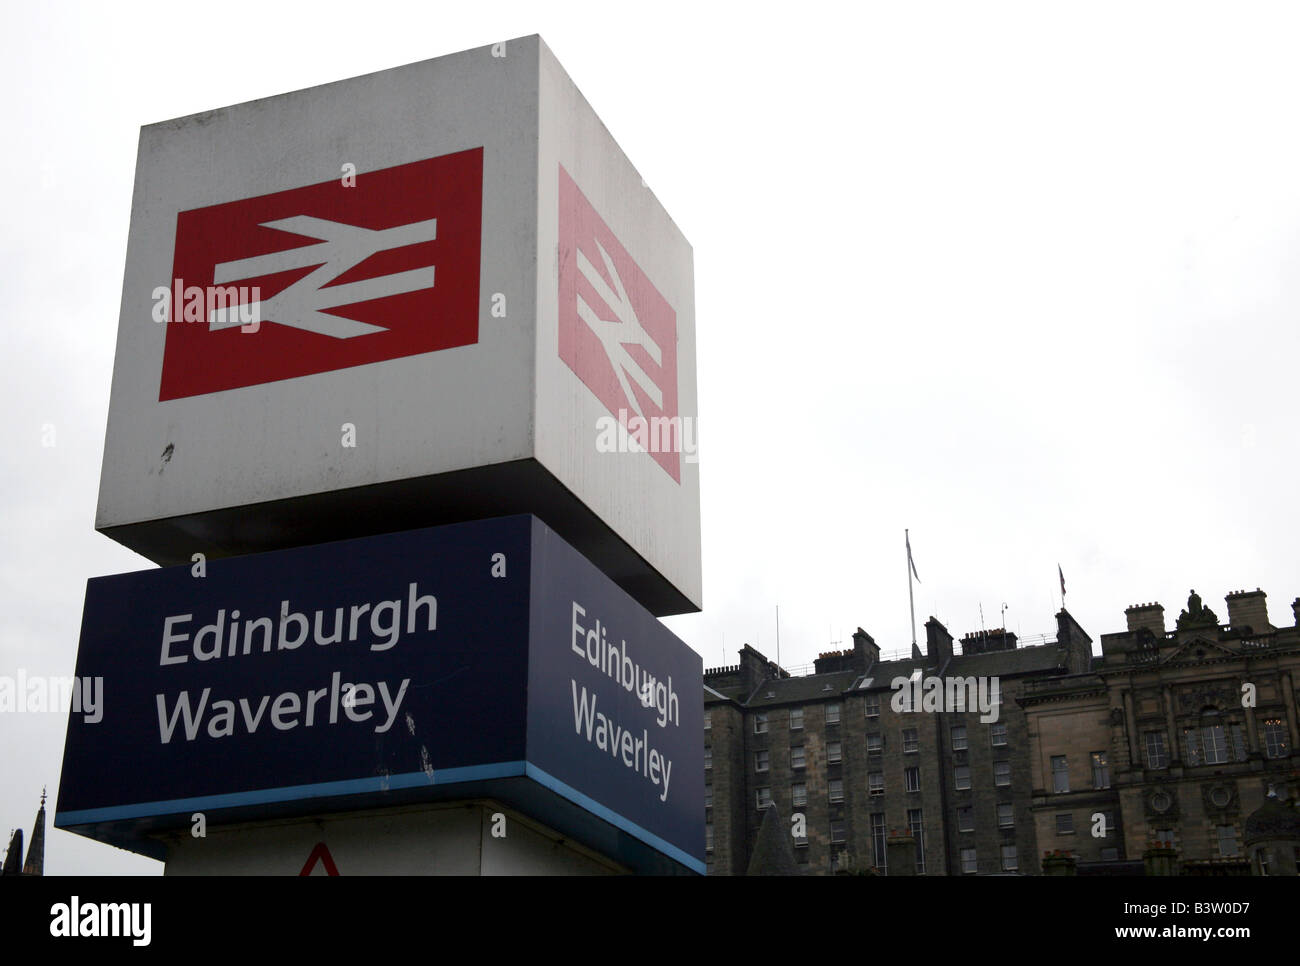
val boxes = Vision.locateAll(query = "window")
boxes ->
[705,824,713,852]
[1099,810,1117,838]
[756,787,772,810]
[951,725,968,751]
[1056,813,1074,835]
[754,712,768,734]
[827,741,842,764]
[792,782,807,807]
[989,678,1002,705]
[1144,731,1167,769]
[1051,755,1069,793]
[1263,718,1289,758]
[867,734,883,756]
[1091,751,1110,789]
[868,772,884,796]
[871,813,888,871]
[829,778,844,803]
[1257,848,1271,875]
[997,802,1014,828]
[958,806,974,831]
[703,710,711,731]
[791,745,806,770]
[1217,825,1239,857]
[903,728,918,754]
[994,760,1011,786]
[1229,723,1247,762]
[960,848,977,874]
[704,746,712,770]
[1183,728,1202,766]
[864,693,880,718]
[704,784,712,809]
[900,669,922,711]
[826,703,841,725]
[954,765,971,790]
[990,722,1007,747]
[830,819,846,843]
[905,766,920,792]
[754,750,769,773]
[1202,723,1229,765]
[908,808,926,873]
[1154,828,1173,846]
[789,707,804,730]
[1000,844,1017,871]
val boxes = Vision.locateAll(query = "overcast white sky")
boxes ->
[3,1,1298,875]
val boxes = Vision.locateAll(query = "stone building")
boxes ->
[703,610,1094,875]
[1020,588,1300,875]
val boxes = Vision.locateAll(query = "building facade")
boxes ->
[704,611,1093,875]
[704,585,1300,875]
[1021,588,1300,875]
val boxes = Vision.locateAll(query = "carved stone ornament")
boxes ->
[1177,685,1231,713]
[1145,788,1178,819]
[1176,589,1219,630]
[1202,783,1238,813]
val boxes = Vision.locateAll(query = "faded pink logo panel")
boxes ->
[558,164,680,483]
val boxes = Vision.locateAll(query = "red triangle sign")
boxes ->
[299,842,340,876]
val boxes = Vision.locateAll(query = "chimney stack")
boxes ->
[852,627,879,671]
[925,618,954,666]
[1125,602,1165,637]
[1225,589,1271,635]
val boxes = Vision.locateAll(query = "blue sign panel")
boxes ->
[56,516,703,873]
[526,529,704,868]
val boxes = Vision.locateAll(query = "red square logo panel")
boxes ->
[159,148,483,400]
[558,165,680,482]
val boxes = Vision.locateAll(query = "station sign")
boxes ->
[56,515,703,873]
[97,35,700,616]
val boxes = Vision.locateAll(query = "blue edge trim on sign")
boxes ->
[524,763,704,874]
[56,760,705,875]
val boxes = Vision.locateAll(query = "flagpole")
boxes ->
[775,605,781,670]
[906,529,917,652]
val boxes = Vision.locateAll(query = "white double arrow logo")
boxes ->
[575,240,664,415]
[208,215,439,338]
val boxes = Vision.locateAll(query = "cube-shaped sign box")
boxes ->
[99,35,700,615]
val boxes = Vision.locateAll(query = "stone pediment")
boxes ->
[1162,635,1237,666]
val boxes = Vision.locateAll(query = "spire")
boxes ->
[746,804,800,876]
[20,788,46,876]
[2,828,22,875]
